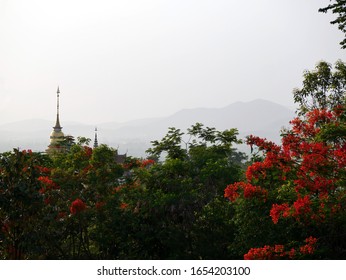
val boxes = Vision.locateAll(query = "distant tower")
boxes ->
[93,127,99,148]
[46,87,65,154]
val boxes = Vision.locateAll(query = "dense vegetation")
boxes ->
[0,60,345,260]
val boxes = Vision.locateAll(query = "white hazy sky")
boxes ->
[0,0,345,125]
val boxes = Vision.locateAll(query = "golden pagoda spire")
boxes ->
[54,86,62,130]
[47,86,65,154]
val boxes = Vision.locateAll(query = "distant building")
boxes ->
[46,87,65,154]
[93,127,98,148]
[46,87,127,163]
[115,150,127,164]
[92,127,127,164]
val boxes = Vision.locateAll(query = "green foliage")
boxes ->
[293,60,346,115]
[224,61,346,259]
[0,150,52,259]
[191,198,236,259]
[147,123,242,161]
[319,0,346,48]
[147,127,186,160]
[116,124,246,259]
[3,75,344,259]
[0,126,245,259]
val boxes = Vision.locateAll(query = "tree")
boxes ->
[97,124,246,259]
[319,0,346,48]
[48,142,124,259]
[1,130,244,259]
[0,139,128,259]
[0,149,53,259]
[225,62,346,259]
[293,60,346,115]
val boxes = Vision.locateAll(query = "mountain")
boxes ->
[0,99,295,156]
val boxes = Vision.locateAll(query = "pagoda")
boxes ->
[93,127,99,148]
[46,87,65,154]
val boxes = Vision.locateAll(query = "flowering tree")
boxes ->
[225,61,346,259]
[0,140,127,259]
[0,149,53,259]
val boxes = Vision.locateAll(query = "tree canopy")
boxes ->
[293,60,346,115]
[319,0,346,48]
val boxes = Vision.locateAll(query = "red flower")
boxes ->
[244,246,274,260]
[274,245,285,254]
[224,183,240,202]
[70,198,86,215]
[120,202,129,209]
[141,159,156,167]
[299,236,318,255]
[246,161,265,181]
[288,248,296,259]
[293,195,311,216]
[35,166,51,174]
[243,183,268,199]
[37,176,59,193]
[225,182,268,202]
[270,203,290,224]
[22,149,33,155]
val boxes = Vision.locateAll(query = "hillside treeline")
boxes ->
[0,61,345,259]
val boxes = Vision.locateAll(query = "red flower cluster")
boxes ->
[244,236,318,260]
[244,245,275,260]
[123,161,139,170]
[37,176,60,193]
[35,166,51,174]
[243,183,268,199]
[225,105,344,259]
[70,198,86,215]
[224,182,267,202]
[270,196,313,224]
[245,136,291,183]
[22,149,33,155]
[224,183,240,202]
[293,195,311,217]
[141,159,156,168]
[232,106,345,224]
[244,244,287,260]
[299,236,318,255]
[270,203,290,224]
[246,135,280,154]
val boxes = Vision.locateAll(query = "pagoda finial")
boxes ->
[93,127,99,148]
[47,86,65,154]
[54,86,62,130]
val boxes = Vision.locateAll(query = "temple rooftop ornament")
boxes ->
[46,86,65,154]
[93,127,99,148]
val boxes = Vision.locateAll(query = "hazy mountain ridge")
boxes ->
[0,99,295,156]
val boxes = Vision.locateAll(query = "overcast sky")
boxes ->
[0,0,345,125]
